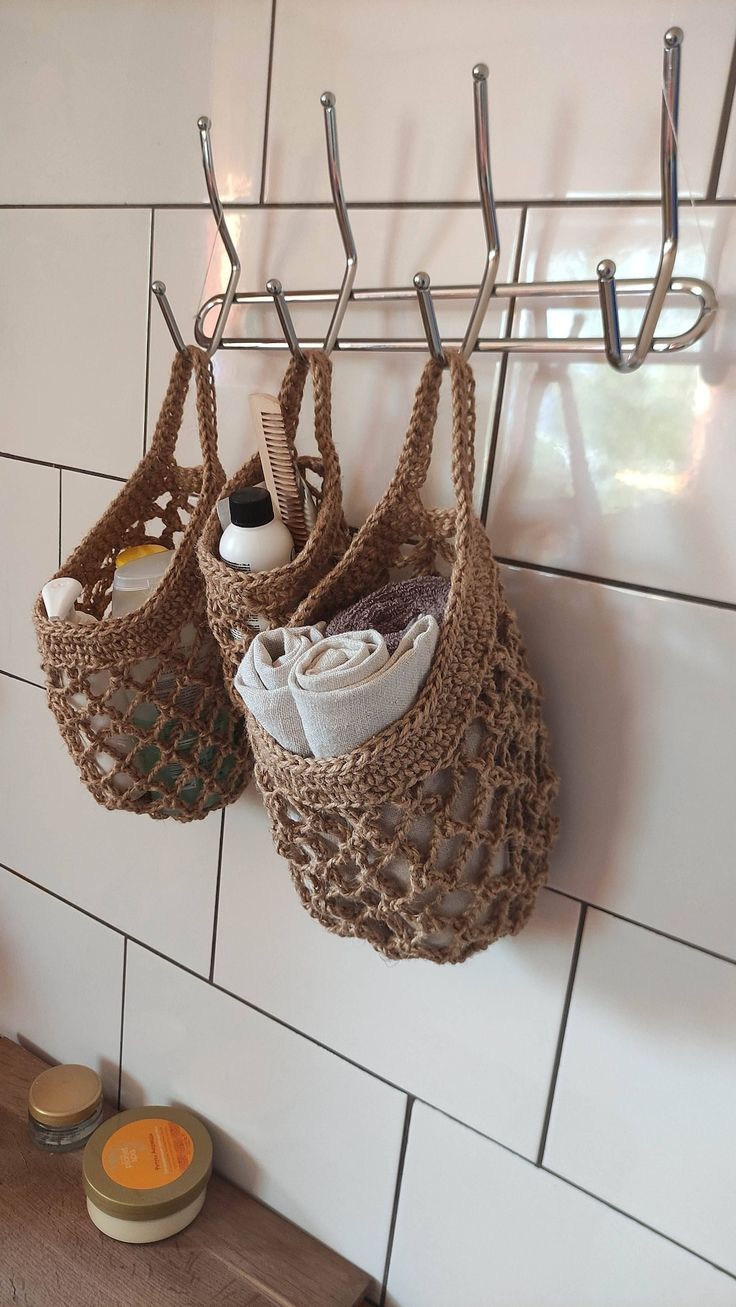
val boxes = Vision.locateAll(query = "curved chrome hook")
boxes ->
[266,278,306,364]
[414,272,447,365]
[596,27,683,373]
[320,92,358,354]
[461,63,501,360]
[151,281,187,355]
[151,117,241,359]
[197,116,241,358]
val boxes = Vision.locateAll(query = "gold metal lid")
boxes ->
[82,1107,213,1221]
[28,1064,103,1128]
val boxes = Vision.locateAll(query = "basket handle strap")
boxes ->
[306,351,343,494]
[275,349,340,470]
[277,352,310,451]
[380,352,475,519]
[147,347,225,498]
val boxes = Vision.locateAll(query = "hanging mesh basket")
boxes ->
[246,353,559,963]
[198,350,349,703]
[34,347,249,821]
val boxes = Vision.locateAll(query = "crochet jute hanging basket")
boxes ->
[198,350,348,699]
[246,352,559,964]
[34,347,249,821]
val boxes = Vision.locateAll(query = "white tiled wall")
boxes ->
[1,3,735,1302]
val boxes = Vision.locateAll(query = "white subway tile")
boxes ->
[488,205,736,603]
[0,868,123,1099]
[0,676,222,975]
[266,0,733,202]
[545,911,736,1275]
[386,1102,736,1307]
[502,565,736,961]
[149,205,521,521]
[0,459,57,682]
[214,790,579,1159]
[0,210,149,476]
[121,943,406,1280]
[0,0,271,203]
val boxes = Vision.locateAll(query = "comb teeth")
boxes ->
[249,393,311,549]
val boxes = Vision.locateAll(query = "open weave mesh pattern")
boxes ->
[198,350,349,703]
[247,353,558,963]
[34,347,249,821]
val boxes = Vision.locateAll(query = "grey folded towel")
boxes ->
[290,616,439,758]
[234,625,325,756]
[325,575,450,654]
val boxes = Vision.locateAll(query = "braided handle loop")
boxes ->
[386,352,476,515]
[148,346,225,498]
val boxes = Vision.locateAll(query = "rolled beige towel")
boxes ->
[234,625,324,756]
[289,615,439,758]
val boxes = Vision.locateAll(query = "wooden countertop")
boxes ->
[0,1038,371,1307]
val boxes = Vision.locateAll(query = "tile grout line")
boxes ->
[141,208,155,455]
[57,468,63,569]
[259,0,278,206]
[3,849,736,1027]
[540,1165,736,1282]
[0,668,45,691]
[208,810,227,983]
[378,1096,415,1307]
[535,903,587,1166]
[0,450,127,482]
[0,860,410,1095]
[116,938,128,1111]
[0,864,609,1143]
[2,198,736,212]
[545,886,736,971]
[496,554,736,614]
[480,205,527,525]
[706,32,736,200]
[2,857,735,1281]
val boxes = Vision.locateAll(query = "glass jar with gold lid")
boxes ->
[28,1063,103,1151]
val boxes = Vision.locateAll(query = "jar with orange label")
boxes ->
[82,1106,213,1242]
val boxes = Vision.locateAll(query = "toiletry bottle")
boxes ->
[111,547,174,617]
[42,577,98,625]
[219,487,294,573]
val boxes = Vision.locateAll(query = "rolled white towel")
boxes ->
[289,615,440,758]
[234,624,325,755]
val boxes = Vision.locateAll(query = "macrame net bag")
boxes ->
[198,350,348,701]
[247,352,559,963]
[34,347,249,821]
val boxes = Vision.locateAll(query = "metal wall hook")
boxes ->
[596,27,683,373]
[197,116,241,358]
[151,281,187,355]
[414,272,447,365]
[320,92,358,354]
[266,278,306,363]
[460,63,501,360]
[187,29,715,365]
[152,116,241,360]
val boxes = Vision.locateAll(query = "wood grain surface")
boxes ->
[0,1037,370,1307]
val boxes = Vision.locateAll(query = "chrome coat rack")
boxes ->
[153,26,716,372]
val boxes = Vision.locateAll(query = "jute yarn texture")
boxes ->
[198,350,348,703]
[247,352,559,964]
[34,347,249,821]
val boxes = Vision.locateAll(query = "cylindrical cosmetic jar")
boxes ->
[28,1063,104,1152]
[82,1106,213,1243]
